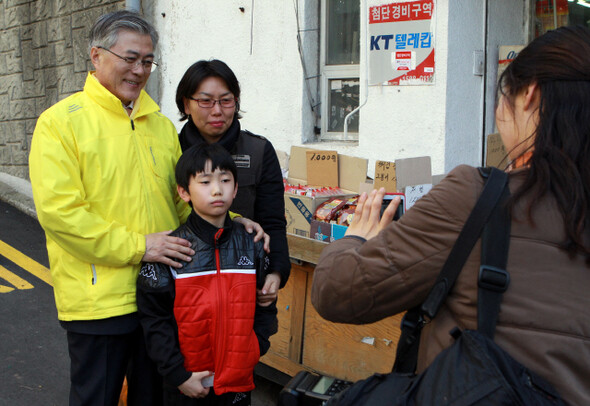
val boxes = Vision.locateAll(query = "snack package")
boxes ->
[335,196,359,226]
[314,198,348,222]
[284,181,345,197]
[336,205,356,226]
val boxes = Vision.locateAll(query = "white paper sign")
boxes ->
[404,183,432,210]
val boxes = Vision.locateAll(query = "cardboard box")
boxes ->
[331,223,348,241]
[287,146,368,191]
[285,192,356,237]
[285,146,367,237]
[309,219,332,242]
[309,220,349,242]
[395,156,432,191]
[485,133,507,168]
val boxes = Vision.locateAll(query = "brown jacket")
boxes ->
[311,165,590,405]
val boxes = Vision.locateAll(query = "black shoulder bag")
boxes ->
[327,167,564,406]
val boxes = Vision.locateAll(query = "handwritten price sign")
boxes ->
[306,150,339,187]
[485,133,507,168]
[374,160,397,192]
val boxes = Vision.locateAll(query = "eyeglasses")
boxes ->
[189,97,236,108]
[97,46,158,71]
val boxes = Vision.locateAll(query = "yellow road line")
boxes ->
[0,285,13,293]
[0,265,34,290]
[0,240,52,286]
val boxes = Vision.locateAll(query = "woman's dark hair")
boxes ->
[175,59,242,121]
[175,143,238,193]
[498,25,590,258]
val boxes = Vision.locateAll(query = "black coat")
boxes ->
[179,118,291,287]
[137,212,278,388]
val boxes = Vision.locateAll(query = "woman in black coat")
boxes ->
[176,59,290,304]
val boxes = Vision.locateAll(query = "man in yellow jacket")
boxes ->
[29,10,195,406]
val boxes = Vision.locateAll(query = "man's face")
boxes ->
[90,30,154,105]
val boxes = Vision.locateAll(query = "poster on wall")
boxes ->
[368,0,435,85]
[497,45,524,81]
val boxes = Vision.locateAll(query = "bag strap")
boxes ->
[393,167,509,374]
[477,180,511,339]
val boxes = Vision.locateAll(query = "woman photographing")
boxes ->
[311,26,590,405]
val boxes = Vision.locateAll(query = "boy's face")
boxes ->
[177,160,238,228]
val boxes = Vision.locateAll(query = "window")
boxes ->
[320,0,360,141]
[534,0,590,37]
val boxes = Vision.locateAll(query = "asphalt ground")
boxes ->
[0,199,68,405]
[0,199,282,405]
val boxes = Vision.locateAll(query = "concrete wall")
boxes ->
[0,0,530,182]
[0,0,125,180]
[358,0,449,176]
[150,0,529,178]
[152,0,452,176]
[445,0,526,173]
[444,0,486,173]
[152,0,308,159]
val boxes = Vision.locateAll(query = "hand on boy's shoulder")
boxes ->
[143,231,195,268]
[233,217,270,253]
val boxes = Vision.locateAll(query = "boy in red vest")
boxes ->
[137,143,277,406]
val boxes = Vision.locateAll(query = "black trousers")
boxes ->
[163,386,251,406]
[66,326,162,406]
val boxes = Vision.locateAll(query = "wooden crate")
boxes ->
[260,263,310,377]
[302,270,402,381]
[261,234,404,381]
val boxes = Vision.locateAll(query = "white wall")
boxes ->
[444,0,527,172]
[444,0,486,173]
[357,0,449,176]
[151,0,452,178]
[152,0,305,159]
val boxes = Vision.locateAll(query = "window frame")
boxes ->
[320,0,361,142]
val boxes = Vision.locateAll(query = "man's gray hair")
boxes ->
[89,10,159,52]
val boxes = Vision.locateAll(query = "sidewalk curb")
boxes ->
[0,173,37,219]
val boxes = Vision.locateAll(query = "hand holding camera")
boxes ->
[344,188,404,241]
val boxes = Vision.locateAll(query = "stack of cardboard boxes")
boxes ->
[284,146,367,240]
[284,146,434,242]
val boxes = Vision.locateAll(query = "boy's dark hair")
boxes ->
[176,59,242,121]
[175,143,238,192]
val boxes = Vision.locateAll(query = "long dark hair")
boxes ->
[498,25,590,258]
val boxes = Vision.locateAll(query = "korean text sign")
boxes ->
[368,0,435,85]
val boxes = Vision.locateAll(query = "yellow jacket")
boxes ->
[29,73,190,321]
